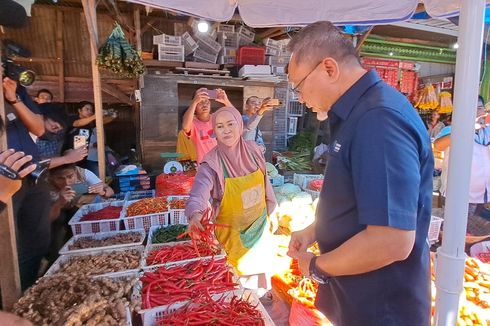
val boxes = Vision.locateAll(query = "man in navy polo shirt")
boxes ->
[287,22,433,325]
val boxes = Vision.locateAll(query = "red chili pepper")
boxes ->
[79,206,122,221]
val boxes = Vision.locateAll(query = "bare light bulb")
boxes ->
[197,21,209,33]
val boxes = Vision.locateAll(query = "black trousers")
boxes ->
[12,179,51,290]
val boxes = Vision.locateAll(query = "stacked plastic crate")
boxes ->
[217,25,239,65]
[266,39,290,76]
[153,33,185,62]
[193,32,222,64]
[237,25,255,46]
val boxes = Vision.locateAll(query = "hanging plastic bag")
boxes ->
[156,171,195,197]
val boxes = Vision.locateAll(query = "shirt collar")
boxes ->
[330,70,381,121]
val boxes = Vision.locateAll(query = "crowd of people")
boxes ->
[1,77,115,291]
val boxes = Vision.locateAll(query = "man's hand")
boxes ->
[0,149,36,203]
[0,311,33,326]
[88,182,104,195]
[58,186,76,205]
[64,147,88,164]
[294,251,315,276]
[287,224,316,258]
[2,77,18,102]
[215,89,233,107]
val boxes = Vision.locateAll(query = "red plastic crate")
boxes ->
[236,46,265,65]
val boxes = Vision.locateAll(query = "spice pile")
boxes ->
[53,249,141,276]
[68,232,142,250]
[155,292,266,326]
[146,240,222,266]
[126,198,168,217]
[151,224,189,244]
[141,257,237,308]
[79,206,123,222]
[14,274,136,326]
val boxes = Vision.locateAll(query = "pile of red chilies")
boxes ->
[146,240,221,266]
[126,197,168,217]
[141,257,236,308]
[79,206,122,221]
[156,292,265,326]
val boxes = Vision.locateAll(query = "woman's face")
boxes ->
[78,104,94,118]
[214,111,240,147]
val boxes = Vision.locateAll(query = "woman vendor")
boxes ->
[185,106,279,291]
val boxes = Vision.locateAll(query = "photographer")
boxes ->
[2,77,52,290]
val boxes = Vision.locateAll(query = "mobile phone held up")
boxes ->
[206,89,219,100]
[71,182,89,196]
[268,99,283,106]
[74,135,87,149]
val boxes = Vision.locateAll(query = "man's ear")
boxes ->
[321,58,341,82]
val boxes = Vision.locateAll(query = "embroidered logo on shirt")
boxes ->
[332,140,342,153]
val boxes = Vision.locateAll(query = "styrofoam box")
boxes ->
[153,33,182,46]
[142,289,275,326]
[182,31,198,55]
[142,240,226,267]
[239,65,272,77]
[59,229,146,255]
[121,200,170,232]
[293,173,324,190]
[470,240,490,258]
[68,201,125,235]
[45,245,145,277]
[157,44,184,62]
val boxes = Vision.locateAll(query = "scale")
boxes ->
[160,152,184,174]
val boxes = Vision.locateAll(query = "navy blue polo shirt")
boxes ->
[315,70,433,325]
[5,85,41,161]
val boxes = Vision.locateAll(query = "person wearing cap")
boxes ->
[434,95,490,220]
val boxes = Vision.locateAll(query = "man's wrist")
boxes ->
[309,256,330,284]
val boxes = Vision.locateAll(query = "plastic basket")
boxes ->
[469,241,490,260]
[217,24,235,33]
[219,55,236,65]
[157,44,184,62]
[182,31,199,55]
[238,26,255,43]
[267,55,289,66]
[142,289,274,326]
[193,48,218,63]
[428,216,443,243]
[272,65,287,76]
[68,201,125,235]
[125,190,155,202]
[59,229,146,255]
[147,224,190,246]
[263,38,281,49]
[269,175,285,187]
[288,117,298,135]
[153,33,182,46]
[293,173,324,190]
[195,33,222,54]
[217,31,239,48]
[142,241,226,268]
[121,200,170,232]
[288,101,305,116]
[167,195,189,225]
[45,245,144,277]
[237,46,265,65]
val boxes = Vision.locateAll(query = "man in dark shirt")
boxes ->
[3,77,52,290]
[287,22,433,325]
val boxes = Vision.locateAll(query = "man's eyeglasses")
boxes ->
[289,61,322,97]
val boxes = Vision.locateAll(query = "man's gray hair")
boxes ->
[288,21,360,68]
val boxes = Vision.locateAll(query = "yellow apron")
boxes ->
[215,156,275,276]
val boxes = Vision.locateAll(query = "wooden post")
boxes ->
[134,7,143,88]
[82,0,106,181]
[355,26,374,53]
[0,43,22,309]
[56,9,65,102]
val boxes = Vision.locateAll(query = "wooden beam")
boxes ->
[0,42,22,310]
[134,7,144,88]
[37,75,136,86]
[355,26,374,53]
[82,0,106,181]
[10,56,58,63]
[101,82,133,104]
[56,9,65,102]
[102,0,135,36]
[258,28,282,39]
[140,18,158,34]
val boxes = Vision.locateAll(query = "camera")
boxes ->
[2,58,35,87]
[0,158,50,185]
[2,40,36,87]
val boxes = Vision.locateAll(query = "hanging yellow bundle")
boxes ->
[438,91,453,114]
[415,85,439,110]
